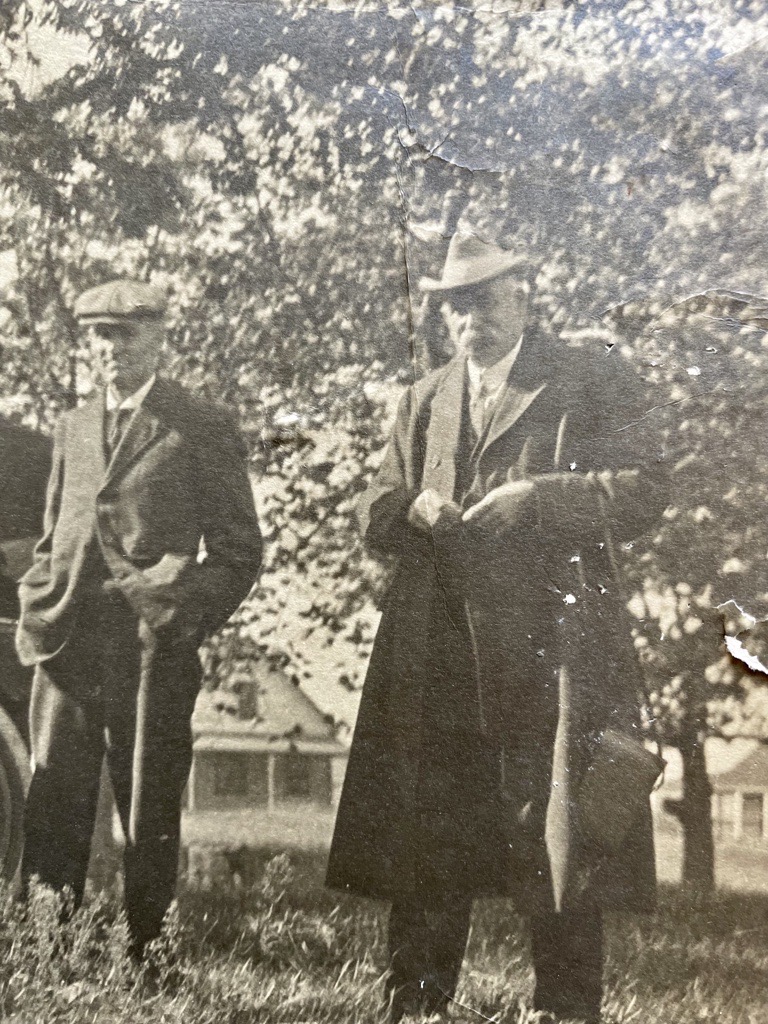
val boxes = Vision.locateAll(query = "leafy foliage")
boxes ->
[2,0,768,752]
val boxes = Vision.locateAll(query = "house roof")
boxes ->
[234,576,377,742]
[194,734,346,755]
[656,738,762,791]
[240,390,404,741]
[193,661,343,744]
[713,742,768,792]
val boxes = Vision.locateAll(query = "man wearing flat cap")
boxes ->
[17,279,262,955]
[327,234,668,1022]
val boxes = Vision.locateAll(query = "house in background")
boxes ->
[653,738,768,845]
[183,658,349,850]
[710,743,768,842]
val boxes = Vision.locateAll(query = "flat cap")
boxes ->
[74,279,166,325]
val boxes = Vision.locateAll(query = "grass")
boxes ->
[0,849,766,1024]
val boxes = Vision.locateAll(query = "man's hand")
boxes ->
[462,479,535,535]
[103,554,204,642]
[408,489,462,534]
[103,572,178,631]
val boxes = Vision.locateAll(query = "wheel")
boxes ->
[0,705,30,879]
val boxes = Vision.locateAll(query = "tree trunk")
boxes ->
[675,605,720,892]
[678,727,715,891]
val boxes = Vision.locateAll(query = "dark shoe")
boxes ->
[387,986,449,1022]
[127,939,146,967]
[137,959,163,998]
[388,989,423,1022]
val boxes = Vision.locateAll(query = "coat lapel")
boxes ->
[103,379,170,487]
[480,380,548,458]
[477,325,572,462]
[71,391,108,483]
[422,357,467,498]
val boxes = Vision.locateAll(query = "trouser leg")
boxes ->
[387,903,429,1020]
[424,898,472,1011]
[104,618,199,953]
[387,897,472,1019]
[22,660,104,910]
[530,904,604,1022]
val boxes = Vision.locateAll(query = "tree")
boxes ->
[0,0,406,694]
[3,0,768,886]
[379,2,768,889]
[613,292,768,890]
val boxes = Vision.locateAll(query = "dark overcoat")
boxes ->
[326,333,667,914]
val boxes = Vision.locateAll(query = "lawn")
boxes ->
[0,849,766,1024]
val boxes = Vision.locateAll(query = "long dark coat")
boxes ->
[327,333,667,914]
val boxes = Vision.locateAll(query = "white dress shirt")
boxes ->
[105,373,157,413]
[466,335,523,435]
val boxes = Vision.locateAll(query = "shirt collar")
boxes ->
[466,334,524,395]
[105,373,157,412]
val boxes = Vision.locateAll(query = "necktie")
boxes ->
[106,407,133,452]
[469,377,492,437]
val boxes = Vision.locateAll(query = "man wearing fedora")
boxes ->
[17,279,262,956]
[327,233,667,1022]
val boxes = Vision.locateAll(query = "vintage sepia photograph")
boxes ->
[1,1,768,1021]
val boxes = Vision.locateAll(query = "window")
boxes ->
[212,753,249,798]
[712,793,735,841]
[273,754,332,805]
[278,754,313,800]
[741,793,764,840]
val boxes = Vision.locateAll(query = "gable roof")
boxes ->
[194,659,342,742]
[233,575,376,742]
[713,742,768,792]
[657,738,762,789]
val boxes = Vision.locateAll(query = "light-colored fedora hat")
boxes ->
[420,231,528,292]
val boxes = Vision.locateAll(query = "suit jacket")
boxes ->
[16,376,262,666]
[327,331,667,912]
